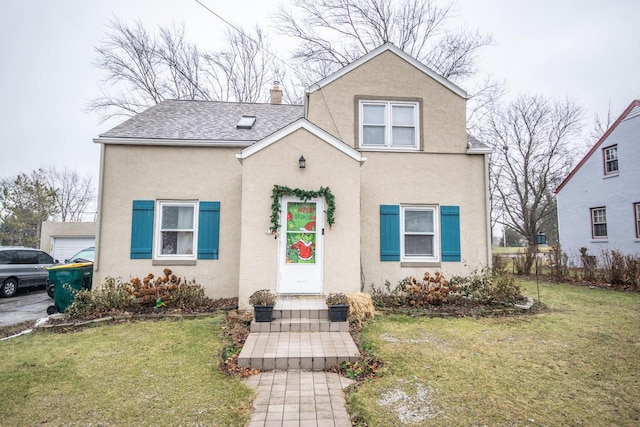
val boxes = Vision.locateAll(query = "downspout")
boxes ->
[484,153,492,268]
[93,141,106,272]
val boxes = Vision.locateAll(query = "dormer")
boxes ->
[305,43,468,154]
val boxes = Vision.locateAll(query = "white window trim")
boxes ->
[590,207,607,239]
[359,100,419,150]
[154,200,199,260]
[400,205,439,262]
[603,145,619,176]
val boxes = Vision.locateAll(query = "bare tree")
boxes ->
[42,167,96,222]
[487,95,583,273]
[90,19,284,121]
[274,0,493,86]
[204,26,285,103]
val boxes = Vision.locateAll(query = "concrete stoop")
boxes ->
[238,297,360,371]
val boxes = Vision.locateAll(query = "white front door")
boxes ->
[278,197,323,294]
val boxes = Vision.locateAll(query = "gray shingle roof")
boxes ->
[99,100,304,142]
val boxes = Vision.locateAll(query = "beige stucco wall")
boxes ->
[359,152,490,289]
[95,144,242,298]
[40,222,96,248]
[238,128,362,308]
[307,50,467,154]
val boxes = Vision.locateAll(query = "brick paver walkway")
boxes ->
[244,370,354,427]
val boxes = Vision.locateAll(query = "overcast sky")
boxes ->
[1,0,638,185]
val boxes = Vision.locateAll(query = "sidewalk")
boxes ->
[243,370,354,427]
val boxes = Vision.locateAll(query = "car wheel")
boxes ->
[1,278,18,298]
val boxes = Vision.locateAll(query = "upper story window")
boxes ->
[591,207,607,239]
[401,205,438,261]
[360,100,419,150]
[604,145,618,175]
[156,201,198,260]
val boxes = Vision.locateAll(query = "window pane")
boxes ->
[392,105,415,126]
[363,126,385,145]
[162,206,194,229]
[405,235,434,256]
[405,210,434,233]
[392,127,415,146]
[593,224,607,238]
[363,104,385,124]
[162,231,193,255]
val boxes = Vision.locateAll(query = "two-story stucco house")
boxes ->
[93,43,492,307]
[556,99,640,265]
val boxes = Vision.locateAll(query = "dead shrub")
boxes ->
[405,271,455,306]
[346,293,375,326]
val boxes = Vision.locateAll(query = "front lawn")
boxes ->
[0,316,253,426]
[349,280,640,426]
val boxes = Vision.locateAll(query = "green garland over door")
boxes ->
[270,185,335,232]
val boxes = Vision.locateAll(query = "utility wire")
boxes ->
[193,0,292,71]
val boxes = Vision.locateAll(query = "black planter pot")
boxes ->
[254,305,274,322]
[328,304,349,322]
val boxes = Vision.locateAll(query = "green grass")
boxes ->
[0,316,253,426]
[492,246,551,255]
[349,281,640,426]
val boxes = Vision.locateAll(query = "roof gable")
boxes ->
[556,99,640,193]
[306,43,467,99]
[236,118,366,162]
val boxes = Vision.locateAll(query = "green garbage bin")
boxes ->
[46,262,94,313]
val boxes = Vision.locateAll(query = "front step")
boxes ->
[238,296,360,371]
[251,318,349,332]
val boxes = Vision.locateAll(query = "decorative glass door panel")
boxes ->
[286,202,317,264]
[278,198,323,294]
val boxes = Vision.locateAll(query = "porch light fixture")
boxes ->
[299,155,306,169]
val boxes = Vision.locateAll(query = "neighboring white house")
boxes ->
[556,99,640,265]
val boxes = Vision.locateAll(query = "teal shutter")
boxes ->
[198,202,220,260]
[441,206,461,262]
[380,205,400,261]
[131,200,154,259]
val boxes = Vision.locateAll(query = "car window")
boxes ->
[0,251,15,264]
[37,251,54,264]
[16,250,39,264]
[70,248,94,262]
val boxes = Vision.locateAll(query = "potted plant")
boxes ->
[249,289,276,322]
[325,292,349,322]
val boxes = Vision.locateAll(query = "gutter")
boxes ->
[94,143,106,272]
[484,153,492,268]
[93,137,253,148]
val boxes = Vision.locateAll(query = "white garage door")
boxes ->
[51,237,95,263]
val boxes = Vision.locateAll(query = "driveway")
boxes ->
[0,288,51,327]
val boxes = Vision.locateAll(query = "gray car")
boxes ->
[0,247,56,297]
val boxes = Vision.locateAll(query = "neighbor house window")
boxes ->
[360,101,419,149]
[591,207,607,239]
[604,145,618,175]
[156,201,198,259]
[635,203,640,238]
[401,206,438,261]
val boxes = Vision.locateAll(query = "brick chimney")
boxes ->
[270,81,282,105]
